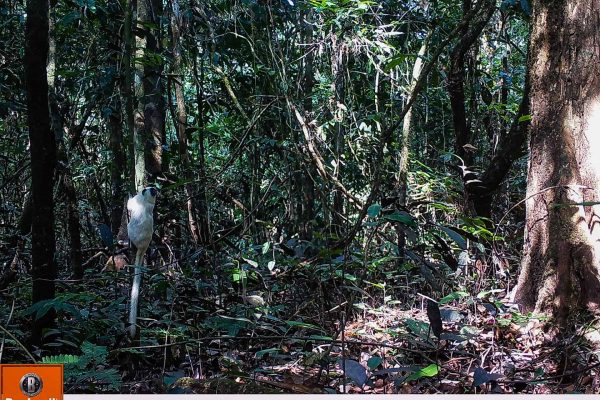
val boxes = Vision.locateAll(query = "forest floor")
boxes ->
[3,247,600,394]
[163,300,600,395]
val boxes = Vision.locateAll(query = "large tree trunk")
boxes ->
[25,0,57,344]
[513,0,600,323]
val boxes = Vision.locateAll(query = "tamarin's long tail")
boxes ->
[128,248,145,339]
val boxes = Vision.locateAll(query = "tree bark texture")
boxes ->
[140,0,165,181]
[171,0,201,244]
[468,80,530,217]
[331,35,347,237]
[48,14,83,280]
[513,0,600,322]
[296,12,316,241]
[192,47,210,244]
[448,0,495,166]
[133,0,147,192]
[395,35,429,263]
[25,0,57,344]
[123,0,136,193]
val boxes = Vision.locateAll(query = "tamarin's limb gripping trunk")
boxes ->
[126,187,157,339]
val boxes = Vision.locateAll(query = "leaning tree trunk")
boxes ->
[25,0,57,344]
[513,0,600,323]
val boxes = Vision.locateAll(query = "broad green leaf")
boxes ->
[367,203,381,218]
[385,53,414,71]
[439,291,469,305]
[367,356,383,370]
[518,114,532,122]
[439,226,467,250]
[335,269,357,282]
[405,364,439,382]
[384,211,416,227]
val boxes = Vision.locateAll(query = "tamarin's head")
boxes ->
[141,187,158,204]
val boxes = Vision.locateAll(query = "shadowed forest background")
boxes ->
[2,0,600,394]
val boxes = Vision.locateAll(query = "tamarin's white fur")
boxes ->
[127,187,157,338]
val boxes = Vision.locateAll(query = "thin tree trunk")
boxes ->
[395,34,429,262]
[171,0,200,244]
[123,0,136,193]
[299,11,316,241]
[109,94,126,235]
[25,0,56,344]
[48,12,83,280]
[192,47,210,244]
[133,0,146,191]
[141,0,164,182]
[107,0,127,238]
[331,35,347,237]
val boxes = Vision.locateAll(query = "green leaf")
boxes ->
[439,291,469,305]
[285,320,324,332]
[334,269,357,282]
[244,258,258,268]
[518,114,532,122]
[367,203,381,218]
[255,348,280,358]
[367,356,383,370]
[384,211,416,227]
[404,318,430,338]
[261,242,270,254]
[404,364,439,382]
[439,226,467,250]
[385,54,415,71]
